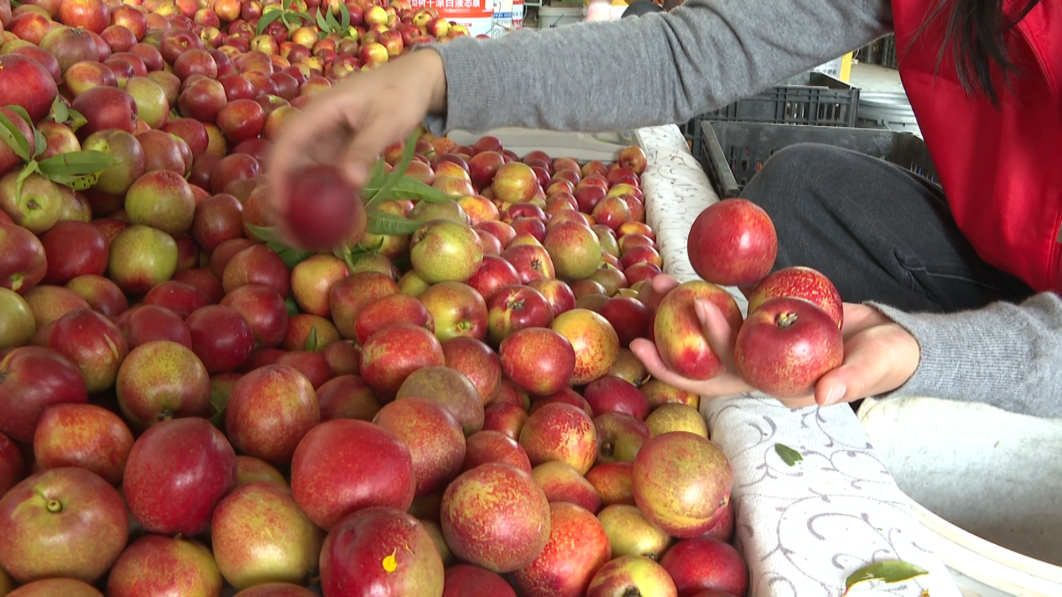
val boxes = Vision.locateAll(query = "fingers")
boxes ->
[339,114,417,190]
[639,273,679,310]
[267,88,357,208]
[630,338,700,389]
[814,323,921,406]
[694,298,736,367]
[629,338,753,400]
[839,302,892,340]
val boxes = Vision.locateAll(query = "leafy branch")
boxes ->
[245,224,317,269]
[316,3,353,38]
[47,98,87,132]
[246,129,455,260]
[0,103,118,196]
[257,0,315,35]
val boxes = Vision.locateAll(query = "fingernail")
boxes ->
[694,299,708,323]
[823,384,847,406]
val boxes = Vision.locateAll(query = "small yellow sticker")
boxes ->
[382,548,398,573]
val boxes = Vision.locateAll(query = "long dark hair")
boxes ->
[930,0,1042,106]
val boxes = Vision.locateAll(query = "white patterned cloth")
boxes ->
[635,124,963,597]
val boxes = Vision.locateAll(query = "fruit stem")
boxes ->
[157,410,174,423]
[599,441,614,458]
[622,588,644,597]
[46,499,63,513]
[776,312,799,329]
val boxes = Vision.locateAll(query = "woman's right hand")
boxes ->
[265,49,448,227]
[630,274,921,410]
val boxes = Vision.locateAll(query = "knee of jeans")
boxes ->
[739,143,850,215]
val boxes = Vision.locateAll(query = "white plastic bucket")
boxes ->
[537,5,585,28]
[856,91,922,137]
[857,396,1062,596]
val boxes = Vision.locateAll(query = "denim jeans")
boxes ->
[738,143,1033,313]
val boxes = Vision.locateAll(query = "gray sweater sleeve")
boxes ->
[425,0,893,134]
[426,0,1062,418]
[872,294,1062,419]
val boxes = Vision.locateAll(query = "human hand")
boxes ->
[629,275,921,408]
[265,49,448,234]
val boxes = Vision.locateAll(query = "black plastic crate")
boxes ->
[854,34,898,69]
[881,35,898,69]
[679,71,860,160]
[698,121,939,199]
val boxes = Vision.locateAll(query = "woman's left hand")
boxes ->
[629,275,922,409]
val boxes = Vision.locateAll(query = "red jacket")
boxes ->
[891,0,1061,295]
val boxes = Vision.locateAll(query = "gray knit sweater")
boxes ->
[426,0,1062,417]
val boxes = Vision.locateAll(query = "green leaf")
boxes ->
[365,157,387,189]
[256,9,286,35]
[50,97,69,126]
[66,108,88,132]
[0,111,31,162]
[325,7,341,31]
[6,106,43,158]
[367,209,424,236]
[32,128,46,158]
[316,7,330,31]
[7,106,34,129]
[38,150,119,175]
[366,130,419,209]
[339,3,351,30]
[845,561,929,591]
[14,161,40,200]
[37,150,120,191]
[208,386,232,429]
[285,295,300,316]
[276,246,316,269]
[245,224,283,245]
[244,224,317,269]
[66,109,87,132]
[304,326,319,352]
[380,176,454,203]
[359,235,387,254]
[335,245,357,271]
[48,172,100,191]
[775,443,803,467]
